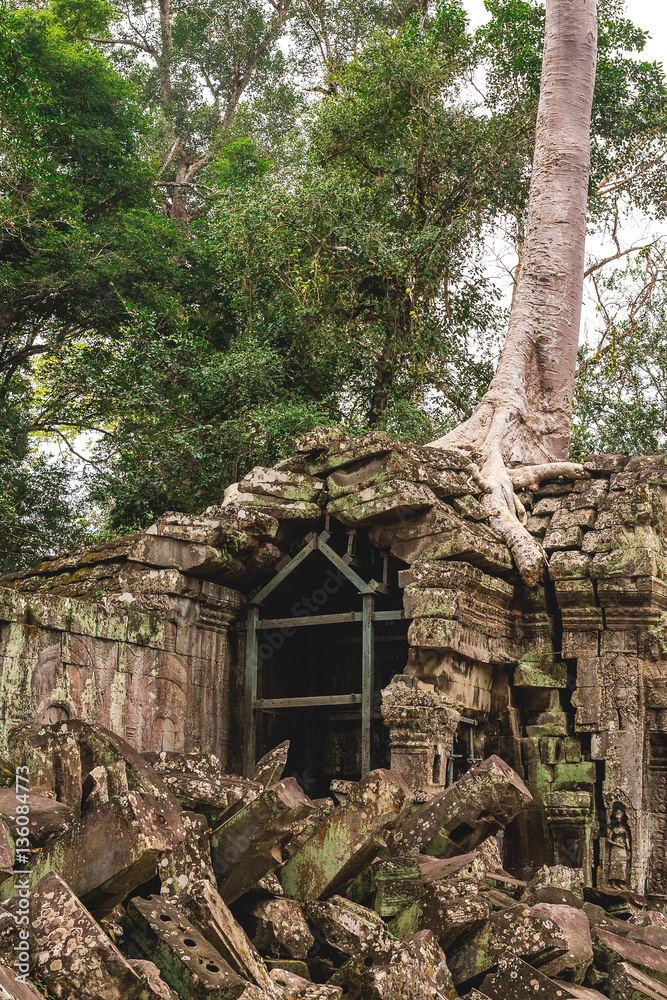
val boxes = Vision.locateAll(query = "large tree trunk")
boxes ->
[429,0,598,584]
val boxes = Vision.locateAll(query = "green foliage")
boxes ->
[572,250,667,459]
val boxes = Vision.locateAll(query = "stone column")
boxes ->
[381,675,460,793]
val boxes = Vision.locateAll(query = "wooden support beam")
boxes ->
[257,609,406,630]
[243,604,260,777]
[255,694,362,710]
[361,592,375,775]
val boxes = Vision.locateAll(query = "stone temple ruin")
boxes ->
[1,428,667,998]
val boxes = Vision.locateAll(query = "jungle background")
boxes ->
[2,0,667,571]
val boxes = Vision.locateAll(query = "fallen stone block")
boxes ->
[9,721,181,817]
[126,895,247,999]
[404,930,457,999]
[328,939,455,1000]
[239,468,324,504]
[629,912,667,931]
[7,725,82,815]
[282,799,335,860]
[246,898,314,960]
[0,789,74,847]
[420,886,489,950]
[129,960,179,999]
[606,961,667,999]
[268,968,341,999]
[556,984,614,1000]
[1,790,184,918]
[446,902,569,985]
[211,779,315,904]
[157,774,241,822]
[627,925,667,952]
[28,871,162,1000]
[159,811,216,899]
[593,927,667,983]
[531,903,593,982]
[143,753,261,824]
[0,965,44,1000]
[372,856,423,917]
[390,756,532,857]
[0,909,17,967]
[252,744,290,789]
[174,880,279,999]
[0,826,12,887]
[280,769,411,901]
[481,955,587,999]
[305,896,393,959]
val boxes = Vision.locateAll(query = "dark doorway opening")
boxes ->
[244,523,409,798]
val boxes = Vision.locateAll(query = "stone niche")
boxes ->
[2,432,667,898]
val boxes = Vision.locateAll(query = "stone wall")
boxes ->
[2,429,667,897]
[0,540,243,765]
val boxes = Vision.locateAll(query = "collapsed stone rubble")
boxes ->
[0,721,663,998]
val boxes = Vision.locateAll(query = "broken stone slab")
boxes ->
[145,752,225,782]
[268,968,342,999]
[305,896,394,959]
[7,725,82,815]
[404,930,457,999]
[174,881,280,999]
[126,895,247,999]
[326,450,475,501]
[279,769,412,901]
[326,481,439,526]
[593,927,667,983]
[0,826,12,888]
[629,912,667,931]
[126,534,232,575]
[28,871,162,1000]
[481,956,590,1000]
[1,789,185,918]
[328,938,456,1000]
[282,799,335,860]
[156,773,242,823]
[9,721,180,815]
[446,902,570,985]
[389,755,532,857]
[211,779,315,904]
[159,811,216,899]
[372,856,423,917]
[552,987,608,1000]
[627,925,667,952]
[0,789,74,847]
[221,484,322,522]
[131,962,180,999]
[606,962,667,999]
[246,898,314,961]
[238,468,325,504]
[0,965,45,1000]
[419,885,489,950]
[252,743,290,789]
[530,903,593,982]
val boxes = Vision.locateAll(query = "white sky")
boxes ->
[465,0,666,63]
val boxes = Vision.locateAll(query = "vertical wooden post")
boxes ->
[361,593,375,775]
[244,604,259,777]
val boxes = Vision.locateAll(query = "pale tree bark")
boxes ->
[429,0,598,584]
